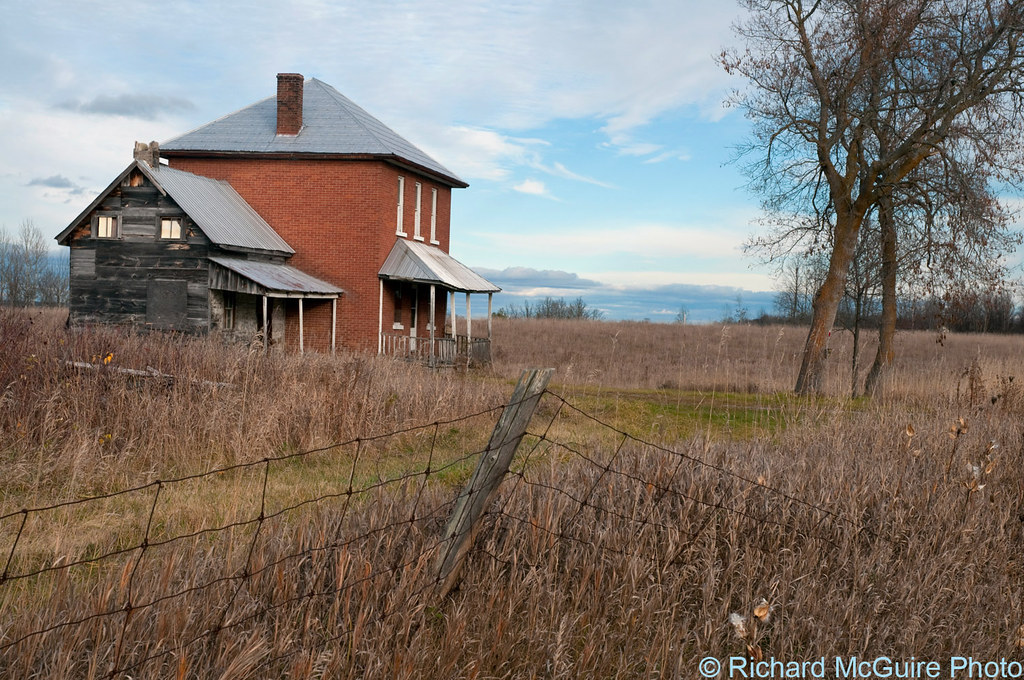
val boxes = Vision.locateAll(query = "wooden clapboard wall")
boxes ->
[67,169,211,332]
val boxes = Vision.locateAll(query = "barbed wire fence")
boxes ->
[0,369,873,678]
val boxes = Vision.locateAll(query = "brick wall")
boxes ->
[167,156,454,352]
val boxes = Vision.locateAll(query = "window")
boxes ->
[393,287,403,328]
[160,218,182,240]
[223,292,236,330]
[409,289,418,330]
[413,182,423,240]
[396,176,406,236]
[95,215,118,239]
[430,188,439,244]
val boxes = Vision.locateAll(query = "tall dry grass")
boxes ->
[491,316,1024,403]
[3,310,1024,678]
[0,307,505,511]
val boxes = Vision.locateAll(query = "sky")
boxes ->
[0,0,783,321]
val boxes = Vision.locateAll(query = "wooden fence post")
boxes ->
[435,367,554,598]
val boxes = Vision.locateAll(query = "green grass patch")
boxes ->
[548,384,822,442]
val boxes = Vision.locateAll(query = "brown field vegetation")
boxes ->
[2,309,1024,678]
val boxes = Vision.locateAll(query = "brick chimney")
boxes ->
[276,73,304,136]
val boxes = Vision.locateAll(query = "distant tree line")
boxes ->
[1,221,69,307]
[755,253,1024,335]
[495,296,604,321]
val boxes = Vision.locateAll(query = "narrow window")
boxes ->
[396,176,406,236]
[96,215,118,238]
[393,287,403,328]
[413,182,423,240]
[430,188,439,244]
[409,288,418,330]
[223,292,236,330]
[160,218,182,239]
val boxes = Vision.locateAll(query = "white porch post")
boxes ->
[298,299,304,355]
[331,298,337,355]
[262,295,268,351]
[465,293,472,367]
[429,284,436,366]
[378,279,384,355]
[450,291,456,338]
[487,292,493,339]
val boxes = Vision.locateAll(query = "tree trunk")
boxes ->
[864,192,897,397]
[851,289,862,398]
[795,216,861,395]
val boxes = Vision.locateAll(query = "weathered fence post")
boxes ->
[435,367,554,598]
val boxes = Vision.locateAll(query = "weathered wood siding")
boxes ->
[68,175,212,332]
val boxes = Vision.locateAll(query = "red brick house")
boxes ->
[56,73,499,363]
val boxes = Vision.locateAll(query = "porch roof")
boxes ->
[209,256,344,298]
[378,239,500,294]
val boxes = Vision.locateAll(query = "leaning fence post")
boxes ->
[435,367,554,598]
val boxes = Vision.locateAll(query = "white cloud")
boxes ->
[513,179,550,196]
[534,161,614,189]
[418,125,549,182]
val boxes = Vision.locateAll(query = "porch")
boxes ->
[377,239,501,367]
[209,256,345,352]
[379,332,492,365]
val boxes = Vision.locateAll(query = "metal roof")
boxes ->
[148,164,294,255]
[378,239,500,294]
[161,78,466,187]
[55,161,294,255]
[210,256,344,297]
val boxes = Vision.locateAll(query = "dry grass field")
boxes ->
[2,308,1024,678]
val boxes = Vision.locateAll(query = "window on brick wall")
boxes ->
[414,182,423,240]
[396,176,407,236]
[393,287,403,329]
[430,188,439,244]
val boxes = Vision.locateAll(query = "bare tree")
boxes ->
[862,144,1020,393]
[724,0,1024,394]
[0,220,69,307]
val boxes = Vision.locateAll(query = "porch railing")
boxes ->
[380,333,491,365]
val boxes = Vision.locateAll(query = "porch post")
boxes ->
[466,293,472,368]
[429,284,436,367]
[331,297,337,355]
[487,292,493,339]
[262,295,268,352]
[450,290,456,339]
[378,279,384,355]
[298,298,304,355]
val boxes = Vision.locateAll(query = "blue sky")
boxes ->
[0,0,782,321]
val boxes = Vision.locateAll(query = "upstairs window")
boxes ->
[396,176,407,236]
[430,188,439,244]
[160,218,183,240]
[414,182,423,240]
[95,215,118,239]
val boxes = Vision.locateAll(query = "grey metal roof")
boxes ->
[161,78,466,187]
[210,256,344,297]
[379,239,500,294]
[55,160,294,255]
[148,164,294,255]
